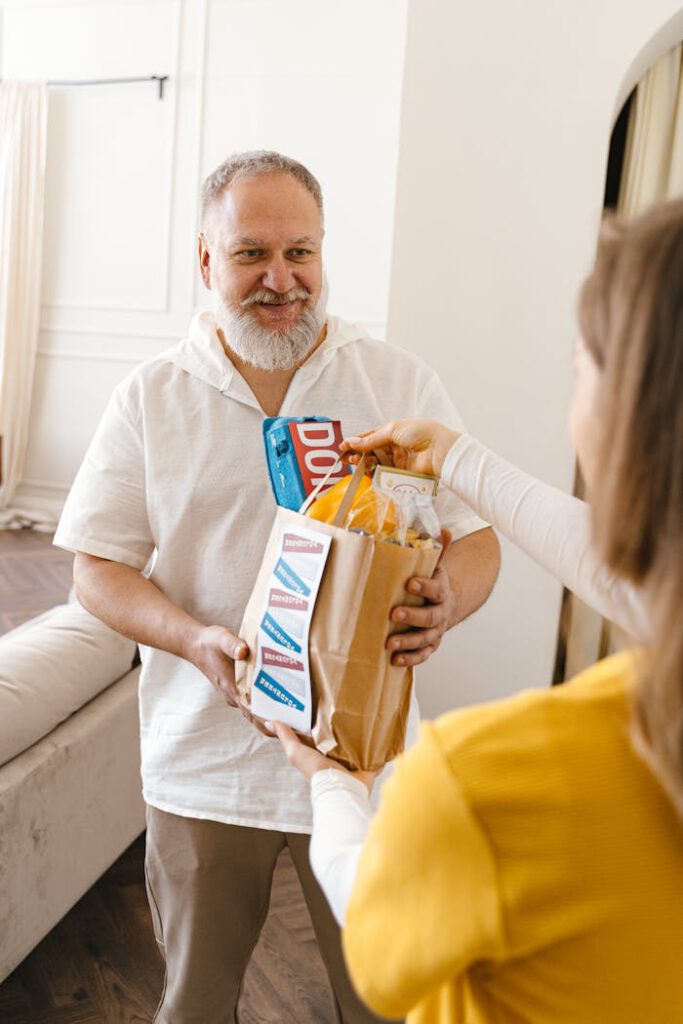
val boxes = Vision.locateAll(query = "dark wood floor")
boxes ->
[0,527,75,634]
[0,529,338,1023]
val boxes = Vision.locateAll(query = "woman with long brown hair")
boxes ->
[274,198,683,1022]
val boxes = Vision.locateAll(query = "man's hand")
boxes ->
[388,564,456,667]
[187,625,272,736]
[187,624,248,707]
[387,525,500,667]
[272,722,377,791]
[73,552,274,734]
[388,530,455,667]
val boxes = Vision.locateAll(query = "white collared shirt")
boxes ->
[54,313,487,831]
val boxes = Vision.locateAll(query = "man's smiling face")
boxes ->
[199,172,326,369]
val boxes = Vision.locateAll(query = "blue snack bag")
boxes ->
[263,417,350,511]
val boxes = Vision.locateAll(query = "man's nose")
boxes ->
[261,256,296,294]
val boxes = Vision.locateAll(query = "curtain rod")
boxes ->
[46,75,168,100]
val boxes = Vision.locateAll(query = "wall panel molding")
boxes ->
[41,298,171,314]
[13,482,68,523]
[21,478,70,494]
[9,0,404,499]
[38,323,186,339]
[36,349,165,364]
[8,0,183,315]
[160,0,184,312]
[36,326,179,366]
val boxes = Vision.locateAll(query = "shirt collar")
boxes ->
[168,310,368,408]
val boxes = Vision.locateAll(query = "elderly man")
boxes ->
[55,151,500,1024]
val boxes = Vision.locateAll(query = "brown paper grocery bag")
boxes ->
[236,495,440,771]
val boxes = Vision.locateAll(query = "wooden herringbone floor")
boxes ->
[0,527,76,633]
[0,529,338,1024]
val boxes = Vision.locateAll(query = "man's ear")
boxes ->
[198,233,212,291]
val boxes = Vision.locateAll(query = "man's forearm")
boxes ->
[74,552,253,712]
[74,552,202,659]
[441,526,500,627]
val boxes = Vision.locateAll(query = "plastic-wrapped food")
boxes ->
[308,466,439,549]
[389,492,441,548]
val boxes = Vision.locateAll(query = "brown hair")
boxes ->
[578,197,683,814]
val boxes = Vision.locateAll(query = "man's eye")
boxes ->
[288,249,311,259]
[236,250,263,259]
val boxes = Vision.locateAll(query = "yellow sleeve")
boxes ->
[342,723,505,1020]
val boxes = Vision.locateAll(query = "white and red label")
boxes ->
[253,523,331,732]
[268,588,308,611]
[289,421,348,497]
[283,533,325,555]
[261,647,305,672]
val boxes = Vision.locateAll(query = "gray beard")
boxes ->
[216,280,329,371]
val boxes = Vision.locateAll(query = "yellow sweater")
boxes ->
[343,651,683,1023]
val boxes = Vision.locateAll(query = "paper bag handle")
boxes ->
[298,454,367,529]
[299,456,344,515]
[331,456,366,528]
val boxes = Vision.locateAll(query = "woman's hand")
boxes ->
[272,721,378,791]
[340,419,460,477]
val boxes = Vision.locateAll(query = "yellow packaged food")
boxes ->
[308,474,397,536]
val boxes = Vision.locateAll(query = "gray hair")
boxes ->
[200,150,324,229]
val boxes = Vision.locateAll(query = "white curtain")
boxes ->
[619,44,683,216]
[0,82,49,525]
[562,43,683,680]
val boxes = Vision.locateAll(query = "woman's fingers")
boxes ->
[242,707,276,737]
[341,423,399,453]
[272,722,379,789]
[272,720,303,760]
[271,721,336,780]
[342,420,459,477]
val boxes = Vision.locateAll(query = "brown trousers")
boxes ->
[144,805,389,1024]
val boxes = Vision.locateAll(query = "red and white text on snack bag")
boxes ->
[290,421,347,497]
[261,647,305,672]
[283,533,325,555]
[268,587,309,611]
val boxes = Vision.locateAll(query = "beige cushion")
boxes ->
[0,602,137,766]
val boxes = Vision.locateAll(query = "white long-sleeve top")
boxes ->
[309,434,651,927]
[310,769,370,925]
[441,435,650,641]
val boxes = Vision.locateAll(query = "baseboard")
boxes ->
[9,482,67,527]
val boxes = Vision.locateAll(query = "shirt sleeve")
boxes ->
[54,380,155,570]
[416,374,490,541]
[340,724,504,1020]
[441,436,651,642]
[309,769,372,926]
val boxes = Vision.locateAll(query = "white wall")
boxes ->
[0,0,408,514]
[390,2,683,716]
